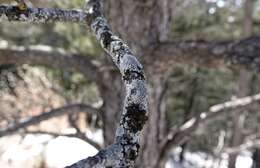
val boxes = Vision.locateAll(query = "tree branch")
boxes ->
[159,93,260,162]
[0,104,100,137]
[0,5,90,24]
[223,133,260,154]
[0,48,100,82]
[153,37,260,71]
[65,0,148,167]
[26,130,102,150]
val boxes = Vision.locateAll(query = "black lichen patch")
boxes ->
[124,104,148,133]
[100,31,112,49]
[123,69,145,82]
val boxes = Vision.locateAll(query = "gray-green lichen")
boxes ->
[0,5,90,23]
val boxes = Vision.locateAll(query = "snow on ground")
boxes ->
[166,147,253,168]
[0,130,102,168]
[44,136,98,167]
[0,134,51,168]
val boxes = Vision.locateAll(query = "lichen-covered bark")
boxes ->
[66,0,148,167]
[0,5,89,23]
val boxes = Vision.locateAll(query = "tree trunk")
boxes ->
[228,70,250,168]
[100,1,175,167]
[136,73,169,167]
[228,0,253,167]
[228,108,246,168]
[99,69,124,146]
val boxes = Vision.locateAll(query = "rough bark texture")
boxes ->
[104,0,175,53]
[0,5,89,23]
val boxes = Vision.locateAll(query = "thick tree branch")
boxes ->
[153,37,260,71]
[159,93,260,162]
[0,48,100,82]
[65,0,148,167]
[0,104,100,137]
[0,5,90,24]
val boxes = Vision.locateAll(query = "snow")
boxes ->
[166,148,253,168]
[0,133,99,168]
[44,136,98,168]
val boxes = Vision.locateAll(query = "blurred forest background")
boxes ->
[0,0,260,168]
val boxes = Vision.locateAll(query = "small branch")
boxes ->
[26,130,102,150]
[0,5,90,24]
[0,104,100,137]
[159,93,260,162]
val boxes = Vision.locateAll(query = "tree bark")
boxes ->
[228,1,253,167]
[101,1,174,167]
[228,70,251,168]
[99,69,124,146]
[136,73,169,167]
